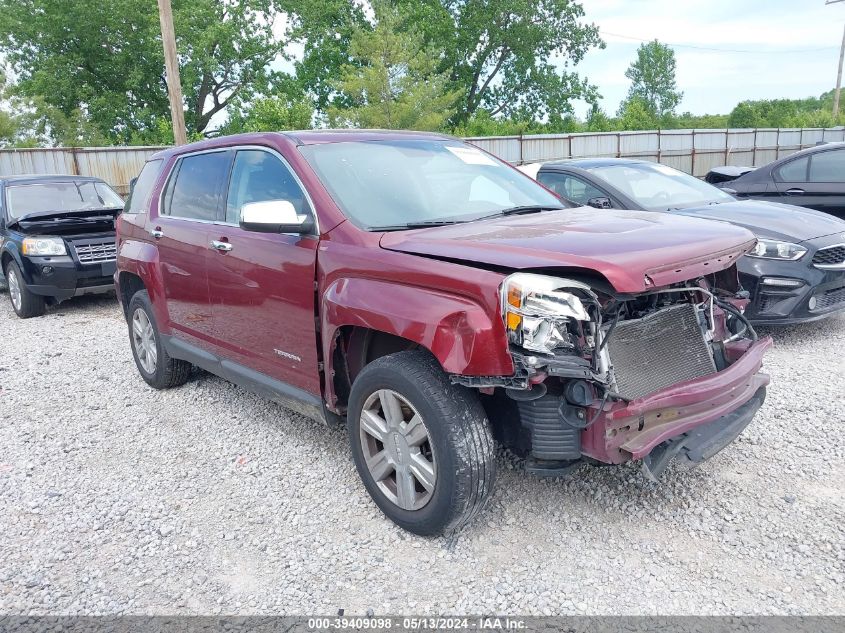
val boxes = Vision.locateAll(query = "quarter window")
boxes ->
[225,149,308,224]
[776,156,810,182]
[125,159,162,214]
[163,151,231,221]
[809,150,845,183]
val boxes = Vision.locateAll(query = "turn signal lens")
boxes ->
[506,312,522,330]
[507,286,522,308]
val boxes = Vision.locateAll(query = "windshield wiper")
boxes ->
[369,219,467,232]
[475,204,566,221]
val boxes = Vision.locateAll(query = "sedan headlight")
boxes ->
[21,236,67,256]
[501,273,596,354]
[748,239,806,261]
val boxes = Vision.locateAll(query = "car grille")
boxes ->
[812,244,845,268]
[813,286,845,311]
[72,239,117,264]
[606,303,717,401]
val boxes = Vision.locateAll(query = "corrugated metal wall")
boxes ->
[0,127,842,190]
[0,146,166,196]
[466,127,845,177]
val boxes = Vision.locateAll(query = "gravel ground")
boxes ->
[0,292,843,616]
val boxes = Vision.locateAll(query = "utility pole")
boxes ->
[157,0,188,145]
[828,0,845,119]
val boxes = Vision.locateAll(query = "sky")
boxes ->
[568,0,845,117]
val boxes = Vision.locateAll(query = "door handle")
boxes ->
[785,188,805,195]
[210,240,233,252]
[150,228,164,239]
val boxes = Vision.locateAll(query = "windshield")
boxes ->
[590,162,734,211]
[299,139,564,229]
[5,181,124,221]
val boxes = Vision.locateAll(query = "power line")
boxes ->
[600,30,839,54]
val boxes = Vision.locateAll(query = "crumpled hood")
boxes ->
[380,208,756,293]
[671,200,845,243]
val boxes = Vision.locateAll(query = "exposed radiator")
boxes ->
[606,303,716,400]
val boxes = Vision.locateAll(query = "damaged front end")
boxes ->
[458,268,771,479]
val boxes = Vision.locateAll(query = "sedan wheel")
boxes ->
[132,307,158,374]
[359,389,437,511]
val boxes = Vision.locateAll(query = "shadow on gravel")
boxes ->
[42,292,121,317]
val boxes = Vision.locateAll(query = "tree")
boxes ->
[586,104,612,132]
[727,102,760,128]
[401,0,604,124]
[618,96,658,131]
[221,96,315,134]
[284,0,603,125]
[327,3,462,130]
[0,0,286,144]
[277,0,370,115]
[622,40,682,120]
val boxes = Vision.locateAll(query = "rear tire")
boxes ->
[5,261,45,318]
[128,289,191,389]
[347,350,496,536]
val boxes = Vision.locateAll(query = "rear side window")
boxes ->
[776,156,809,182]
[125,159,163,214]
[809,150,845,183]
[538,172,607,205]
[162,151,231,221]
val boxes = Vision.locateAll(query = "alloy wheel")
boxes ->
[359,389,437,511]
[7,269,22,311]
[132,308,158,374]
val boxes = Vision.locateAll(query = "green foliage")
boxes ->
[221,97,315,134]
[618,97,658,131]
[0,0,286,144]
[728,94,844,128]
[585,104,612,132]
[285,0,604,125]
[327,3,461,131]
[620,40,682,119]
[399,0,604,124]
[277,0,370,114]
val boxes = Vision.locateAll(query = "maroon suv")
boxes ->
[116,131,771,535]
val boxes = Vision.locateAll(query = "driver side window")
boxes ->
[538,172,608,206]
[225,149,308,224]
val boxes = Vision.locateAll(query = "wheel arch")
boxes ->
[320,277,514,413]
[117,271,146,321]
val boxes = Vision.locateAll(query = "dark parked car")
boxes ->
[116,131,770,535]
[530,158,845,326]
[709,142,845,220]
[1,175,124,318]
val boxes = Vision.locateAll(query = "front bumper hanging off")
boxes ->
[580,337,772,468]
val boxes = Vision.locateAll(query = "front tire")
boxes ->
[5,261,45,318]
[128,289,191,389]
[347,351,496,536]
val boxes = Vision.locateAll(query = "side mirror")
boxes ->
[587,196,612,209]
[128,176,138,193]
[239,200,314,234]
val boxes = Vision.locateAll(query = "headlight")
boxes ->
[501,273,596,354]
[21,236,67,256]
[748,239,806,261]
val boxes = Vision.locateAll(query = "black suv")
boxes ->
[0,175,124,318]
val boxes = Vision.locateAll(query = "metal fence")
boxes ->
[0,126,843,193]
[466,126,845,177]
[0,146,166,196]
